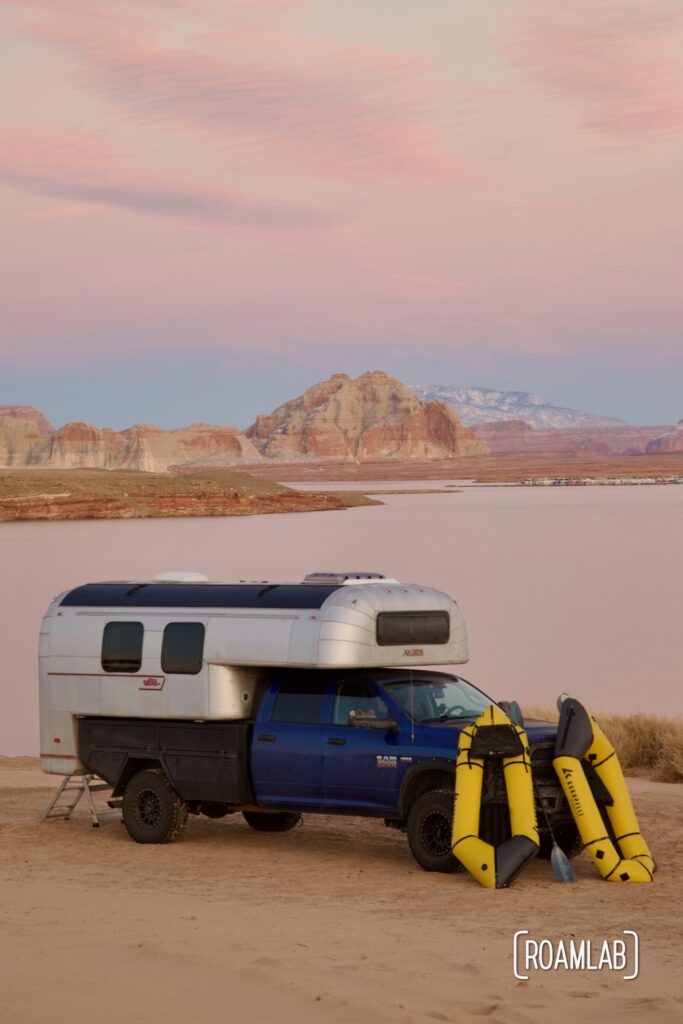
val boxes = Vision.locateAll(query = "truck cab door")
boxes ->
[322,680,401,812]
[250,678,328,808]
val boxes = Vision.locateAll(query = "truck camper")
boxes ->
[39,570,578,871]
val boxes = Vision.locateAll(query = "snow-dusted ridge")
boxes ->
[409,384,627,429]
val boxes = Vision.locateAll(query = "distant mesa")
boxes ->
[420,386,674,457]
[409,384,627,430]
[245,371,488,461]
[470,419,671,456]
[645,420,683,453]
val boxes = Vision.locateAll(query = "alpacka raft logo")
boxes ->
[561,766,584,816]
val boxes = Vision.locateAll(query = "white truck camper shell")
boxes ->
[39,571,468,775]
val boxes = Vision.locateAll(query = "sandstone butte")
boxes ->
[245,371,488,460]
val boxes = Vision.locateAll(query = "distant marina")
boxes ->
[519,475,683,487]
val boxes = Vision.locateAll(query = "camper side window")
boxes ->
[102,621,144,673]
[161,622,205,675]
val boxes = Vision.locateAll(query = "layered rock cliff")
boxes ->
[0,416,48,466]
[246,371,488,460]
[32,423,263,472]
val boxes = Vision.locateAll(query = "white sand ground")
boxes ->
[0,760,681,1024]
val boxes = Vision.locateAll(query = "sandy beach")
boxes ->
[1,758,680,1024]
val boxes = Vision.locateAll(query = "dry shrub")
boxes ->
[521,706,683,782]
[595,714,683,782]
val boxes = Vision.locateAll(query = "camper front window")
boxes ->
[376,611,449,646]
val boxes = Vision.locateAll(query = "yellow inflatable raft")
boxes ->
[451,704,539,888]
[553,698,655,883]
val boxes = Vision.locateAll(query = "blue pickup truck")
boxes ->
[78,667,578,872]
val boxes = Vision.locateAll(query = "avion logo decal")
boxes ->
[402,648,424,658]
[139,676,165,692]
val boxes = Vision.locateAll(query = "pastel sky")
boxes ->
[1,0,682,428]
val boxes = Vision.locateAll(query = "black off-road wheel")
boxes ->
[407,789,462,873]
[242,811,301,832]
[122,768,188,844]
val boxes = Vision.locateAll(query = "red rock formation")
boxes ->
[645,421,683,453]
[30,422,263,472]
[472,420,672,456]
[0,405,54,437]
[246,371,488,460]
[1,416,262,471]
[113,423,263,472]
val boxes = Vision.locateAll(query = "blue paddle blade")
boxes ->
[551,841,576,883]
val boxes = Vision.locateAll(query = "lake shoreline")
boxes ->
[0,468,378,522]
[237,451,683,484]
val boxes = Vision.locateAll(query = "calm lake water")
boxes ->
[1,485,681,754]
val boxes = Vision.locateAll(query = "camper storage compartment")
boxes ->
[78,717,253,803]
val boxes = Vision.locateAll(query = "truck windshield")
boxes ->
[384,676,493,723]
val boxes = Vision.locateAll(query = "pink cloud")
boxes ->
[10,0,458,183]
[504,0,683,140]
[0,122,336,228]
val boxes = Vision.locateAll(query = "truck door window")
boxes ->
[271,681,326,724]
[161,622,205,675]
[333,682,388,726]
[101,621,144,673]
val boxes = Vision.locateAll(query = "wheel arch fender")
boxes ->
[112,756,164,797]
[398,761,455,818]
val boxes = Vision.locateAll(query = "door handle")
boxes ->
[257,734,276,742]
[326,737,346,746]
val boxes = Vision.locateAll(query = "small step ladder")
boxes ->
[43,773,122,828]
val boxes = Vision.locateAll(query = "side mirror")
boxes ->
[347,708,398,732]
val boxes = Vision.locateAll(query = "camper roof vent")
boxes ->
[153,571,210,583]
[303,571,399,586]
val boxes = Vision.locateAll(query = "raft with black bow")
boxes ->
[451,704,539,888]
[553,697,655,883]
